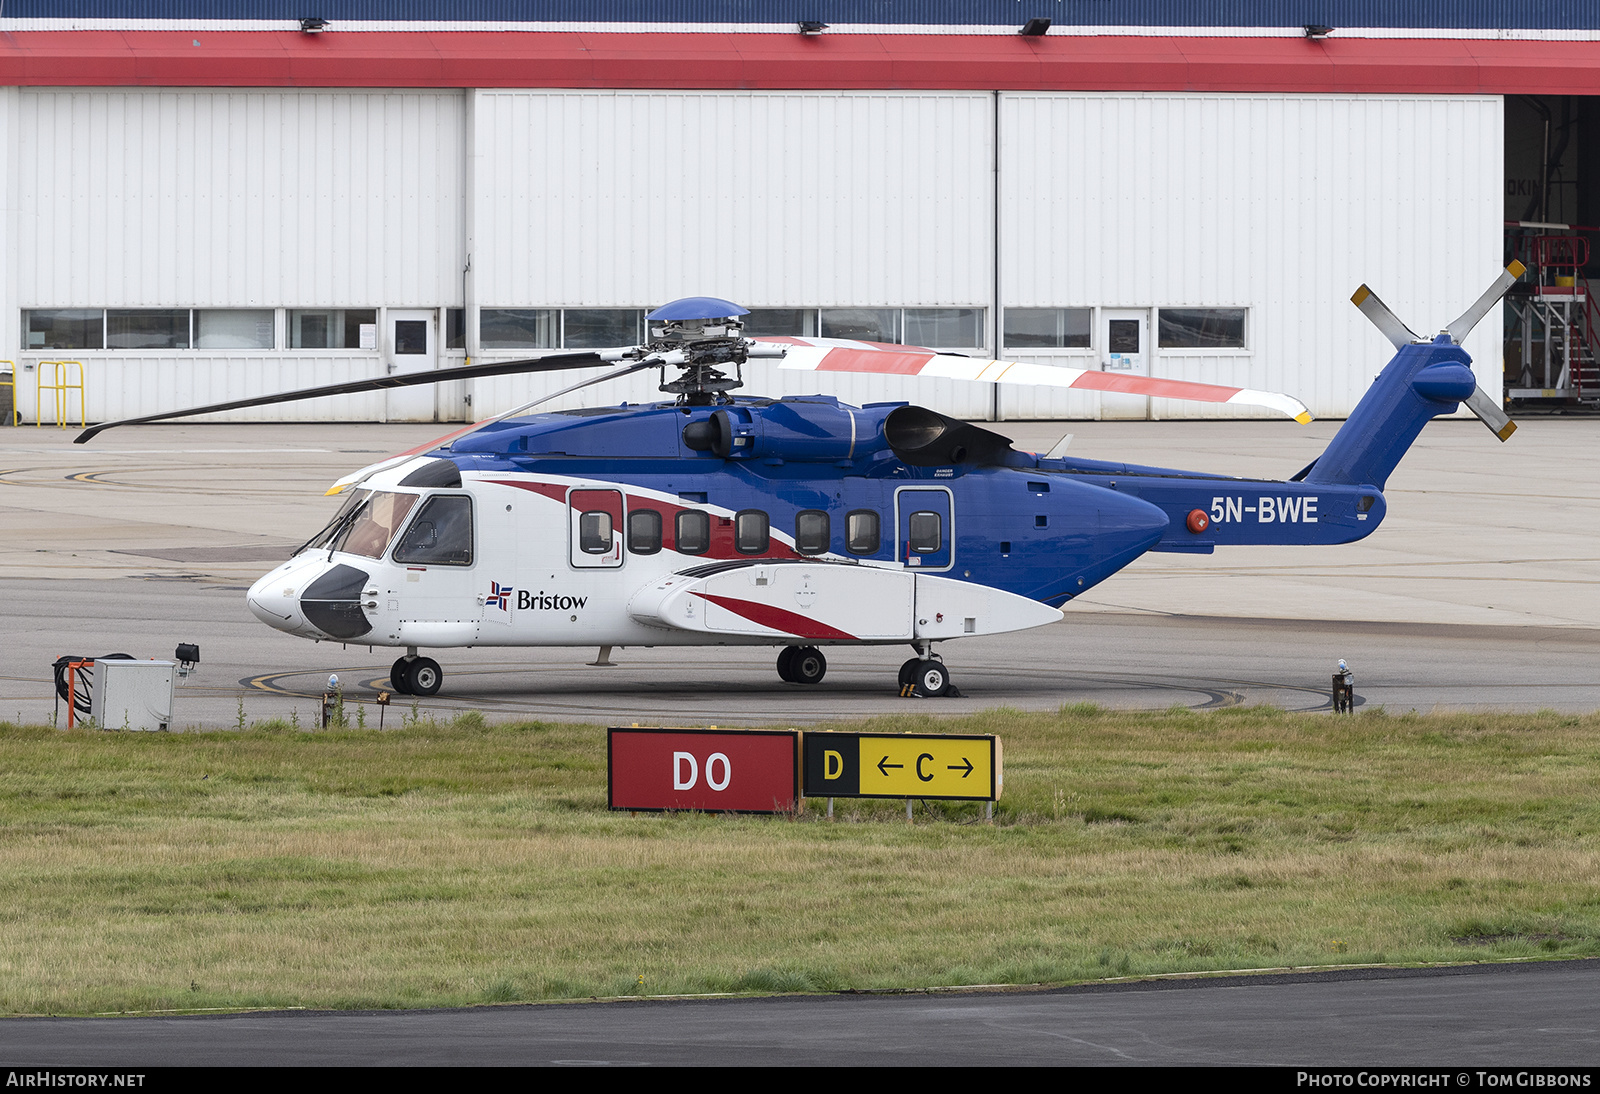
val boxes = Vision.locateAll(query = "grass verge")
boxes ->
[1,705,1597,1014]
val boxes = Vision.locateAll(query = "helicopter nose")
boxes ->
[297,563,374,640]
[247,566,310,633]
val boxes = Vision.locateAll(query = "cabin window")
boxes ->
[735,510,770,554]
[628,508,663,555]
[908,510,942,554]
[675,510,710,555]
[846,509,880,555]
[393,495,474,566]
[577,511,614,554]
[795,510,830,555]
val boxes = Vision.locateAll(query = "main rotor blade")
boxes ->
[323,360,662,494]
[1446,261,1527,344]
[73,350,606,443]
[1350,284,1422,350]
[1462,384,1518,442]
[763,339,1312,423]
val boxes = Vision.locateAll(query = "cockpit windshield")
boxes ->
[332,491,419,559]
[297,488,371,555]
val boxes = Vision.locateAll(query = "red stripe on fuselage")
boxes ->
[483,478,802,561]
[693,593,858,641]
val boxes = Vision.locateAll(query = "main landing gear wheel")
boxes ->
[776,646,799,682]
[389,657,412,695]
[898,658,922,689]
[404,656,443,697]
[913,660,950,698]
[789,646,827,685]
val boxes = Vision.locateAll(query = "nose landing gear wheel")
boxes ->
[790,647,827,685]
[390,658,412,695]
[404,656,443,697]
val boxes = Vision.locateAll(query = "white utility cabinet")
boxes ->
[90,659,176,731]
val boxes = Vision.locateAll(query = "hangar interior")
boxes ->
[1503,94,1600,405]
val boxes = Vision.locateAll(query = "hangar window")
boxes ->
[394,495,475,566]
[565,309,644,349]
[290,309,377,350]
[1158,308,1247,350]
[795,510,830,555]
[821,308,901,345]
[628,508,663,555]
[675,510,711,555]
[905,308,984,350]
[744,309,818,338]
[735,509,770,554]
[25,309,103,350]
[845,509,880,556]
[1004,308,1091,349]
[107,309,190,350]
[196,310,274,349]
[480,308,557,350]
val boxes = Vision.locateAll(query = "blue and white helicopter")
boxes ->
[78,265,1522,698]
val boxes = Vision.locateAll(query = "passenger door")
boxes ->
[894,486,953,572]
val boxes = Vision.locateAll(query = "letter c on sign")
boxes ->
[673,751,698,790]
[916,753,934,782]
[706,752,731,791]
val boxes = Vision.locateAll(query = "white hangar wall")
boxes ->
[997,93,1505,421]
[3,87,1503,426]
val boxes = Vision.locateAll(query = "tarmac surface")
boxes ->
[0,415,1596,725]
[7,960,1599,1066]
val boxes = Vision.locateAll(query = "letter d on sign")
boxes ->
[824,750,843,780]
[673,751,698,790]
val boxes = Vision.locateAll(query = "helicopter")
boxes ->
[76,265,1523,699]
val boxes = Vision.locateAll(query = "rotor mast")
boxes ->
[646,296,755,405]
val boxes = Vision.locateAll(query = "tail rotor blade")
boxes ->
[1350,284,1422,349]
[1445,261,1527,344]
[1462,384,1518,442]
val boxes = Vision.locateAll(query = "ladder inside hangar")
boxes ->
[1505,231,1600,405]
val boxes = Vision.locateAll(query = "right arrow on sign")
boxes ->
[949,758,973,778]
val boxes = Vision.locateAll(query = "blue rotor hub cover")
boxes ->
[648,296,750,321]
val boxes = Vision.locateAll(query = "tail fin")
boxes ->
[1304,336,1479,490]
[1305,268,1521,489]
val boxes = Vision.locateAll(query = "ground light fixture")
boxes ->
[1021,18,1052,36]
[300,17,328,34]
[1304,24,1333,39]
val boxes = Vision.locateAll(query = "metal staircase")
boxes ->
[1506,233,1600,404]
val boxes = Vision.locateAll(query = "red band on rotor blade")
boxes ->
[693,592,859,641]
[1069,373,1244,401]
[815,348,936,375]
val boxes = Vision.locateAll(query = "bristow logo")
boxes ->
[518,590,588,611]
[487,581,513,610]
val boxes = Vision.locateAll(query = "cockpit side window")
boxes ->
[335,491,418,559]
[393,495,474,565]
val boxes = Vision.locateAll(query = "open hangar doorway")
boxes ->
[1504,94,1600,408]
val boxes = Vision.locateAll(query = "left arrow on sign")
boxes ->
[877,756,904,776]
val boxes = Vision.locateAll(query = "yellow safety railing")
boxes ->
[0,361,15,426]
[36,360,86,429]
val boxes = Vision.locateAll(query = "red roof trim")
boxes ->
[0,31,1595,93]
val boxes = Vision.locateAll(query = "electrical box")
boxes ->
[90,659,175,731]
